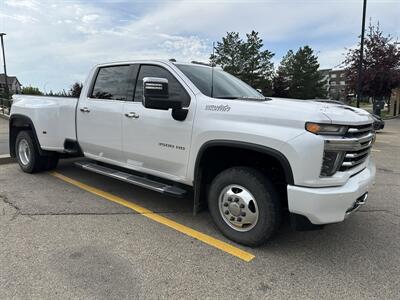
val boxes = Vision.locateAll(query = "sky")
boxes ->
[0,0,399,92]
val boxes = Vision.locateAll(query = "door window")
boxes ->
[134,65,190,107]
[91,65,133,101]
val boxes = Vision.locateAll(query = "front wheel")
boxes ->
[208,167,282,247]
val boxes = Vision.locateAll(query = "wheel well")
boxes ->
[194,143,293,213]
[9,115,40,157]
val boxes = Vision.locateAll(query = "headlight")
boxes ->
[305,122,348,135]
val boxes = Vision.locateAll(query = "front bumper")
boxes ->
[287,159,376,225]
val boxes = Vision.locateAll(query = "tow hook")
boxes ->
[345,193,368,217]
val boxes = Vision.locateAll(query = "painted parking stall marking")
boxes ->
[50,171,255,262]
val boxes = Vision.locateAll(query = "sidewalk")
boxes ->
[0,116,9,155]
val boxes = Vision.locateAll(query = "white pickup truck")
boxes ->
[9,60,376,246]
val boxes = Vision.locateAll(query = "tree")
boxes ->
[289,46,326,99]
[21,86,43,95]
[211,32,243,77]
[211,31,274,95]
[273,46,326,99]
[273,50,294,98]
[69,82,83,97]
[343,22,400,101]
[240,31,274,93]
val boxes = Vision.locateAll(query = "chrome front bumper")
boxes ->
[287,159,376,225]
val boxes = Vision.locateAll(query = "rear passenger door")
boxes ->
[77,65,135,164]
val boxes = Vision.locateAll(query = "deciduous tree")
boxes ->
[343,22,400,101]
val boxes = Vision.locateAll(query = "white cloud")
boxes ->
[0,13,38,24]
[0,0,398,91]
[82,14,100,24]
[5,0,39,10]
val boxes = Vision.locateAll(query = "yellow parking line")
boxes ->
[372,149,381,152]
[50,171,255,262]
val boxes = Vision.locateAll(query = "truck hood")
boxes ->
[268,98,373,125]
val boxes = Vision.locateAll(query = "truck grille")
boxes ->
[339,124,374,171]
[323,123,374,175]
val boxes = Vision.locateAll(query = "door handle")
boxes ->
[124,112,139,119]
[80,107,90,113]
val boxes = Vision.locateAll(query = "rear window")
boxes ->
[91,66,132,100]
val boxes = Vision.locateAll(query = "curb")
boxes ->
[383,115,400,120]
[0,154,15,165]
[0,113,10,120]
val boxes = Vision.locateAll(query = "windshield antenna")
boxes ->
[211,41,215,98]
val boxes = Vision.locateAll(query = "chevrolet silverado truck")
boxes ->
[9,60,376,246]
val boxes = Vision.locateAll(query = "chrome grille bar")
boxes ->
[344,149,370,159]
[323,123,374,174]
[348,126,372,133]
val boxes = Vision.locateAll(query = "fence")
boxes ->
[0,97,12,115]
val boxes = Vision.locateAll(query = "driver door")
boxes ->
[122,63,194,181]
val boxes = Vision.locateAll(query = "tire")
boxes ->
[15,130,46,173]
[208,167,282,247]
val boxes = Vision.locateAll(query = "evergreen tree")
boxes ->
[289,46,326,99]
[21,86,43,95]
[240,31,274,94]
[273,46,325,99]
[211,31,274,94]
[211,32,244,77]
[273,50,294,98]
[69,82,83,97]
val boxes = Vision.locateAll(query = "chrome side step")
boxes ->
[74,161,187,198]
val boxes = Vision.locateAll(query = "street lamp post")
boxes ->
[356,0,367,108]
[0,33,9,114]
[0,33,9,95]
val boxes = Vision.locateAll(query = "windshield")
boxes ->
[175,64,265,100]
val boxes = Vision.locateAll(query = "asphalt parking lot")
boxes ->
[0,117,399,299]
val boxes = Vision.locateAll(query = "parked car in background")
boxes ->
[371,114,385,131]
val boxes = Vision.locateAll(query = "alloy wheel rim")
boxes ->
[18,139,31,166]
[218,184,259,232]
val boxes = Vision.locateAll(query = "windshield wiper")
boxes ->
[240,96,269,101]
[214,96,240,99]
[214,96,271,101]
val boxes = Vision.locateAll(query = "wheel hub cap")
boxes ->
[228,203,241,216]
[18,139,31,166]
[218,184,259,232]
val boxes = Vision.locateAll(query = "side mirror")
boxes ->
[142,77,182,110]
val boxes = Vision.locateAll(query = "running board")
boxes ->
[74,161,187,198]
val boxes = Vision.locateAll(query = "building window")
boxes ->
[331,81,336,86]
[340,73,345,78]
[340,81,345,85]
[331,74,337,78]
